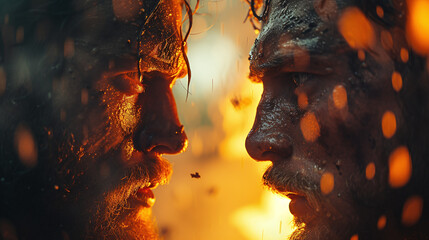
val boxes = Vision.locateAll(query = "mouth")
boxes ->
[129,182,159,208]
[262,164,319,221]
[118,152,172,210]
[285,192,312,218]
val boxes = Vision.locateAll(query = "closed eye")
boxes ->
[110,72,144,95]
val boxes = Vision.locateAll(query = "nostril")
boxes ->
[136,125,187,154]
[261,151,279,161]
[246,131,293,162]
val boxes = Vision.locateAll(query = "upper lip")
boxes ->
[125,152,171,196]
[274,186,308,200]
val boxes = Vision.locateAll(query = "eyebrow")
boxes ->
[73,38,138,58]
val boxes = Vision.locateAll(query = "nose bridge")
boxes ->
[136,73,187,154]
[246,92,294,161]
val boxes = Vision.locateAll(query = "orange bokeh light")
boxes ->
[400,48,409,63]
[377,215,387,229]
[382,111,397,139]
[63,38,75,58]
[389,146,412,188]
[300,112,320,142]
[402,195,423,226]
[297,92,309,109]
[376,6,384,18]
[365,162,376,180]
[358,50,365,61]
[320,172,334,195]
[391,71,403,92]
[338,7,375,49]
[332,85,348,109]
[350,234,359,240]
[14,125,38,168]
[406,0,429,55]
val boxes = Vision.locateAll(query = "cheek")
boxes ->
[77,87,141,160]
[117,95,141,133]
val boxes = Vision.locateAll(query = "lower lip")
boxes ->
[132,187,156,208]
[289,195,311,217]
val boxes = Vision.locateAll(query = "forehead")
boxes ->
[68,0,184,56]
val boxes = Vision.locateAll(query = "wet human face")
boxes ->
[246,0,408,239]
[51,0,188,238]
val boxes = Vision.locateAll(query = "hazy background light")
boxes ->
[153,0,295,239]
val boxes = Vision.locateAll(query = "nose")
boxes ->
[135,72,188,155]
[245,96,294,162]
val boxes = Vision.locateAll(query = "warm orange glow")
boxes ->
[365,162,376,180]
[402,195,423,226]
[376,6,384,18]
[297,92,309,109]
[219,80,263,159]
[300,112,320,142]
[377,215,387,230]
[400,48,409,63]
[358,50,365,61]
[350,234,359,240]
[332,85,348,109]
[320,172,334,195]
[14,125,38,168]
[391,71,403,92]
[380,30,393,50]
[389,146,412,188]
[232,191,295,240]
[382,111,397,139]
[406,0,429,54]
[338,7,375,49]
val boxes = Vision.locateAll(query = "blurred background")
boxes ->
[153,0,296,239]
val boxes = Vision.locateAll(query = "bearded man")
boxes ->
[245,0,429,239]
[0,0,192,239]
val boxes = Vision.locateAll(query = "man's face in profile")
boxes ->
[246,0,423,239]
[1,0,188,239]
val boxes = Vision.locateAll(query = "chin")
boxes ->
[289,216,356,240]
[87,191,159,240]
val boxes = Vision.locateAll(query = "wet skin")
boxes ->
[246,0,411,239]
[1,0,188,239]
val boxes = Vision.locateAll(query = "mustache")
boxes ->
[104,155,172,208]
[262,163,322,211]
